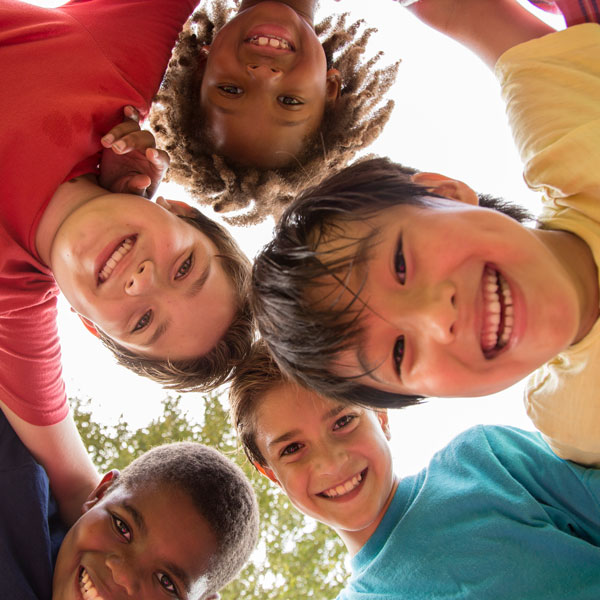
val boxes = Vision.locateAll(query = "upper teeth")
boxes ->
[321,472,363,498]
[80,567,105,600]
[98,237,134,283]
[481,266,514,355]
[247,35,291,50]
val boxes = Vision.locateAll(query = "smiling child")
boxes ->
[151,0,399,222]
[229,342,600,598]
[251,0,600,465]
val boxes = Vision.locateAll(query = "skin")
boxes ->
[53,473,219,600]
[322,173,599,398]
[37,175,237,360]
[254,382,397,555]
[199,0,341,168]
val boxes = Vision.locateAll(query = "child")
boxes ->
[2,0,253,524]
[250,1,600,465]
[151,0,399,223]
[0,408,259,600]
[229,342,600,599]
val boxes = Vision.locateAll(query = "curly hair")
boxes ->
[112,442,259,597]
[150,0,399,225]
[98,208,254,393]
[251,157,533,410]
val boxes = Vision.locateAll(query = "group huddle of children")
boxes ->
[2,0,600,598]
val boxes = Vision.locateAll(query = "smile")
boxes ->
[79,567,105,600]
[481,265,514,358]
[319,469,366,499]
[245,34,294,51]
[98,236,136,284]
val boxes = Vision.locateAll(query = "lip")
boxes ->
[317,468,367,503]
[95,235,136,286]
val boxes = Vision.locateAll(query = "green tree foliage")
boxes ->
[72,394,348,599]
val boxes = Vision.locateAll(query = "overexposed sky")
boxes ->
[27,0,564,476]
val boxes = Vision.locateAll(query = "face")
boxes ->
[254,383,395,549]
[53,480,218,600]
[325,188,584,398]
[200,1,340,168]
[50,194,238,360]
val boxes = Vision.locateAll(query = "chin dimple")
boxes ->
[481,266,514,357]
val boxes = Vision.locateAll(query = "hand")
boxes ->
[98,106,170,198]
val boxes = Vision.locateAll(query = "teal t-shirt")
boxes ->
[338,426,600,599]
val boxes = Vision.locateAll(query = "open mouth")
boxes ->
[481,265,514,358]
[98,235,136,284]
[318,468,367,499]
[245,34,295,51]
[79,567,104,600]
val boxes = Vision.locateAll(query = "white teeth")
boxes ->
[321,472,363,498]
[247,34,291,50]
[98,237,134,283]
[481,266,514,355]
[79,568,105,600]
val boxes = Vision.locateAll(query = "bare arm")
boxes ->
[406,0,556,68]
[0,400,99,526]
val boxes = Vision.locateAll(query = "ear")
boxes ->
[156,196,197,217]
[71,308,100,338]
[253,461,280,486]
[376,410,391,441]
[411,172,479,206]
[325,68,342,104]
[81,469,120,514]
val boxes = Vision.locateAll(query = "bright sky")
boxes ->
[28,0,564,477]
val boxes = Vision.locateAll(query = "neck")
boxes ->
[335,476,399,557]
[238,0,316,25]
[36,174,107,267]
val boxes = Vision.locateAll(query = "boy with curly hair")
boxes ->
[251,0,600,465]
[151,0,399,223]
[229,342,600,599]
[0,408,259,600]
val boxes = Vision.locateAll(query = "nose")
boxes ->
[126,260,154,296]
[313,441,349,476]
[398,282,457,344]
[246,63,282,80]
[105,555,138,596]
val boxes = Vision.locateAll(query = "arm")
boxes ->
[406,0,555,68]
[0,400,99,526]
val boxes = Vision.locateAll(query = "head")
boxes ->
[53,442,259,600]
[252,156,585,406]
[230,341,395,552]
[151,1,399,224]
[50,192,253,391]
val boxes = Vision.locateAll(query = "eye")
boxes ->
[393,336,405,377]
[156,572,179,597]
[219,84,243,95]
[175,253,193,280]
[333,414,356,431]
[281,442,303,457]
[111,514,131,542]
[278,95,303,106]
[395,236,406,284]
[132,310,152,333]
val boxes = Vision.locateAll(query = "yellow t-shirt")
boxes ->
[496,24,600,466]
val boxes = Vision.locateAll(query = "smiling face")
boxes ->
[53,480,218,600]
[199,1,340,168]
[326,192,585,398]
[49,194,237,360]
[254,382,396,552]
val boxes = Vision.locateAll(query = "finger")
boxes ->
[123,105,140,123]
[124,174,152,196]
[147,147,170,170]
[110,130,157,154]
[101,119,141,148]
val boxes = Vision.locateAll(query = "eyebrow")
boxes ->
[185,262,211,299]
[146,318,171,348]
[123,503,192,597]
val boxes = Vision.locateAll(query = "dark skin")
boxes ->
[200,0,341,168]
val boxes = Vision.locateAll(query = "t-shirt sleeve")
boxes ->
[59,0,199,113]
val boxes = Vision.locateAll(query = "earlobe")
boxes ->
[157,196,197,217]
[325,68,342,104]
[411,172,479,206]
[81,469,120,514]
[377,410,392,441]
[253,461,280,486]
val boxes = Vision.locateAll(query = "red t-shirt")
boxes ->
[0,0,197,425]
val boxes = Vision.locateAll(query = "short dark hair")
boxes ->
[251,157,532,409]
[98,209,254,393]
[113,442,259,597]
